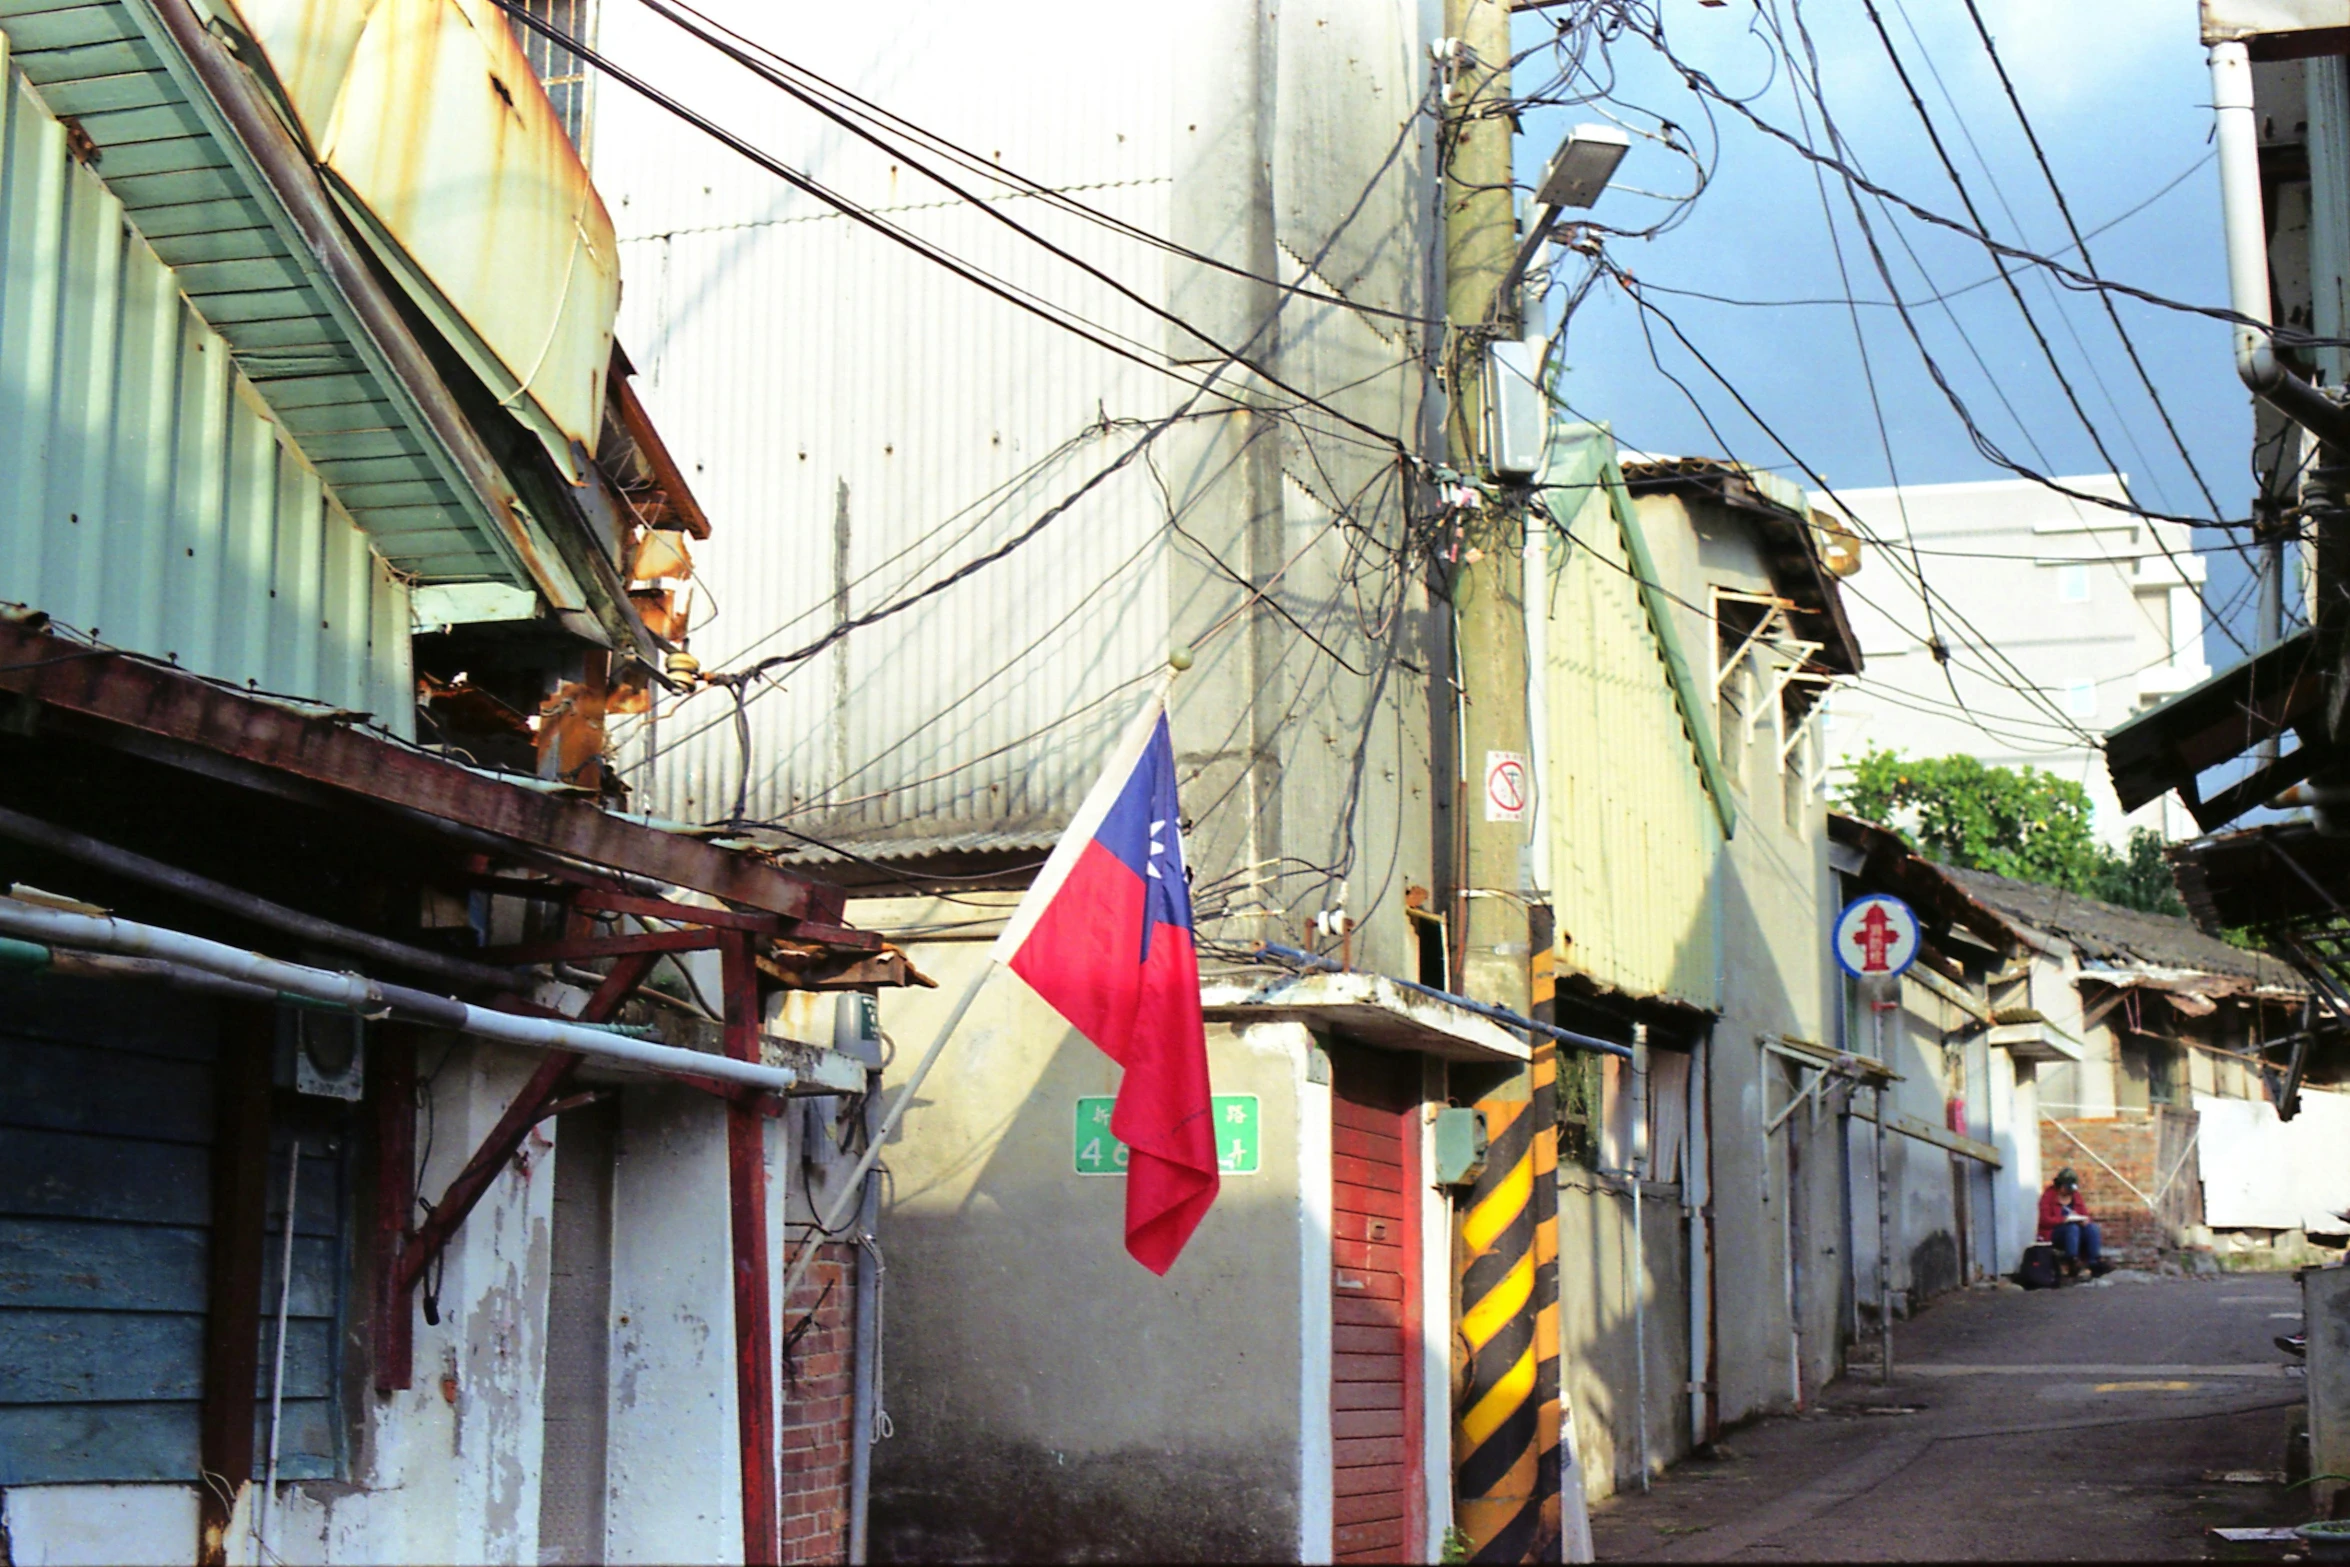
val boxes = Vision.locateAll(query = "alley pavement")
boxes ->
[1589,1271,2309,1560]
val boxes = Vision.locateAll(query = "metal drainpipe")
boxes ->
[1629,1024,1650,1493]
[2215,40,2350,820]
[2214,42,2350,448]
[847,1070,884,1564]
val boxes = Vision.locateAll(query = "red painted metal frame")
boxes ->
[574,889,784,934]
[1399,1100,1427,1561]
[722,929,779,1566]
[199,1006,274,1560]
[479,927,721,964]
[378,955,659,1389]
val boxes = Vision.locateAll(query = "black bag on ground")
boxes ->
[2018,1243,2060,1290]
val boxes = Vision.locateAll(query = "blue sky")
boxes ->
[1513,0,2266,652]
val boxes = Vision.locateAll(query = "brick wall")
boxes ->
[2036,1109,2201,1258]
[780,1233,856,1566]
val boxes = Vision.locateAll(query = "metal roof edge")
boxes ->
[1201,969,1532,1063]
[121,0,591,612]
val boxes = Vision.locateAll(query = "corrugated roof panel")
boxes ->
[590,0,1185,844]
[0,52,410,732]
[592,0,1451,888]
[1543,429,1722,1010]
[0,0,574,596]
[602,201,1174,842]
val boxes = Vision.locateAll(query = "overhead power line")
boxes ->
[1953,0,2227,523]
[489,0,1404,459]
[1621,10,2350,354]
[1844,0,2246,656]
[617,0,1417,462]
[638,0,1447,330]
[1632,148,2212,313]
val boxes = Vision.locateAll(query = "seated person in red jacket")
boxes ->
[2039,1167,2112,1275]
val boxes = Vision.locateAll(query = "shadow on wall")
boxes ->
[1909,1231,1961,1305]
[868,1028,1310,1564]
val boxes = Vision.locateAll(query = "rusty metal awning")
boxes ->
[0,611,854,928]
[2105,629,2328,830]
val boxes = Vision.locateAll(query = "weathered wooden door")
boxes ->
[1329,1044,1425,1563]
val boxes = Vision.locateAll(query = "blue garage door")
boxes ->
[0,973,347,1484]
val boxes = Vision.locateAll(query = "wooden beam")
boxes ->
[1852,1102,2002,1167]
[0,616,846,923]
[723,930,779,1567]
[198,1005,273,1567]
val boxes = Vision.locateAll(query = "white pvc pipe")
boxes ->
[1524,508,1551,900]
[1684,1035,1709,1454]
[2214,43,2273,350]
[0,898,798,1093]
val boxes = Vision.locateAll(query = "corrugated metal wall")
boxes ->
[1543,432,1721,1010]
[595,2,1175,844]
[0,57,413,734]
[594,1,1437,890]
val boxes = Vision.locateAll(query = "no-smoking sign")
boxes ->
[1484,750,1529,823]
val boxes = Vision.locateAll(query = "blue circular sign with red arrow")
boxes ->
[1834,893,1919,981]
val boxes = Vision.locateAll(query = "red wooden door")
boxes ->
[1329,1044,1425,1564]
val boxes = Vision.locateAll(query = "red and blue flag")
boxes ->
[994,690,1218,1273]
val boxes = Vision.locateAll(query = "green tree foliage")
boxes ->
[1837,749,2185,917]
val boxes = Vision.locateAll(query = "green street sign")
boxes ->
[1074,1094,1259,1176]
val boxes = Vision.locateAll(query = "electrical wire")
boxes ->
[1628,149,2214,313]
[1618,6,2350,354]
[637,0,1447,330]
[1841,0,2247,656]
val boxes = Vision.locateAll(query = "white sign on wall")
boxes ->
[1484,750,1529,823]
[1833,893,1920,980]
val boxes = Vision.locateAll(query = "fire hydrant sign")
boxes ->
[1075,1095,1259,1176]
[1484,750,1530,822]
[1834,893,1920,980]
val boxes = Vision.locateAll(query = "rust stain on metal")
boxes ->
[605,358,712,539]
[535,677,606,789]
[225,0,621,463]
[0,614,848,924]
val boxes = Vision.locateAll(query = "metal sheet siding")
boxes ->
[0,0,552,592]
[1543,431,1720,1010]
[0,54,413,732]
[221,0,620,473]
[596,1,1178,840]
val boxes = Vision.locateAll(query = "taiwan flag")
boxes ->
[993,689,1219,1273]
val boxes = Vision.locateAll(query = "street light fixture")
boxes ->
[1499,122,1630,312]
[1535,123,1632,210]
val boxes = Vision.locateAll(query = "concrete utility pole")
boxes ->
[1445,13,1529,1013]
[1443,2,1555,1561]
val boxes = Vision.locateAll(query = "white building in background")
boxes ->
[1812,474,2210,845]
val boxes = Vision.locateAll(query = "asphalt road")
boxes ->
[1587,1271,2309,1561]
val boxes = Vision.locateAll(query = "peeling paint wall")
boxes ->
[604,1083,741,1562]
[231,1040,559,1566]
[0,1484,200,1565]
